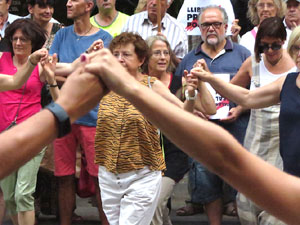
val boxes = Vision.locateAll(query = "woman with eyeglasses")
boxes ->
[192,16,297,225]
[240,0,287,54]
[144,35,215,225]
[93,32,215,225]
[0,19,57,225]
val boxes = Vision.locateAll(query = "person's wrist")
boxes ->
[185,89,198,101]
[47,83,58,88]
[45,102,71,138]
[28,55,37,66]
[187,89,196,97]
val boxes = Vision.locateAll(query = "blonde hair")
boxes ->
[287,26,300,62]
[247,0,286,26]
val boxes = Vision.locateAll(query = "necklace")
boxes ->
[75,24,93,41]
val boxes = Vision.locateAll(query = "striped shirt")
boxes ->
[94,75,166,174]
[122,11,188,59]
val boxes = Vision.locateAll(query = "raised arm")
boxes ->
[40,54,60,101]
[85,49,300,225]
[0,61,107,180]
[54,39,105,77]
[192,59,283,109]
[152,79,183,108]
[0,48,48,91]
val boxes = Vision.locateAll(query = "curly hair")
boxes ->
[5,19,47,55]
[247,0,286,26]
[109,32,150,64]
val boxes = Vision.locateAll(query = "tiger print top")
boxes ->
[94,75,166,174]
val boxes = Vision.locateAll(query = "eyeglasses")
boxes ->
[113,52,133,60]
[200,22,224,30]
[256,3,275,9]
[152,50,170,57]
[11,36,30,44]
[259,42,282,53]
[291,45,300,55]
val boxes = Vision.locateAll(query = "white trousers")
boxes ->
[98,166,162,225]
[151,176,175,225]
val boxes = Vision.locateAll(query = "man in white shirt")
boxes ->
[0,0,21,38]
[122,0,188,60]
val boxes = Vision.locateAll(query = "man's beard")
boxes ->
[205,33,225,50]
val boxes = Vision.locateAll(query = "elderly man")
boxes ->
[90,0,128,37]
[49,0,112,224]
[284,0,300,30]
[0,0,20,38]
[0,0,20,52]
[171,5,250,225]
[122,0,187,60]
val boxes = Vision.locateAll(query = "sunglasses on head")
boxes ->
[259,42,282,53]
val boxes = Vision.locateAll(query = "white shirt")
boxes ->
[122,11,188,59]
[0,13,22,37]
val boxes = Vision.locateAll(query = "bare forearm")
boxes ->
[1,60,36,91]
[197,81,216,115]
[55,63,74,77]
[121,82,300,225]
[55,59,80,77]
[49,86,60,101]
[0,71,106,180]
[208,76,252,107]
[183,99,195,112]
[0,110,57,179]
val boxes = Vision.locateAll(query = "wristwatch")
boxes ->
[185,89,198,101]
[45,102,71,138]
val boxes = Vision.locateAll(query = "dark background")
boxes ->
[10,0,252,35]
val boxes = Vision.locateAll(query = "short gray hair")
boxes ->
[84,0,96,12]
[198,5,229,25]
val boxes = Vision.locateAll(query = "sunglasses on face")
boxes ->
[258,42,282,53]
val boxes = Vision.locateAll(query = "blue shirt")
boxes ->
[174,39,250,80]
[171,39,251,144]
[50,25,112,126]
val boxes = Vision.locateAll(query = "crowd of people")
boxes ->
[0,0,300,225]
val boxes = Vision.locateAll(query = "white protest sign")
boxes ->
[177,0,235,36]
[206,73,230,120]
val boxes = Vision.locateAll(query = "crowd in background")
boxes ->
[0,0,300,225]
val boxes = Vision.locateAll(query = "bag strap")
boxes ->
[251,55,260,87]
[13,82,27,123]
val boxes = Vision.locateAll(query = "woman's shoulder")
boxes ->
[141,74,157,87]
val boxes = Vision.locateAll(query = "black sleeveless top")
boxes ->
[280,72,300,176]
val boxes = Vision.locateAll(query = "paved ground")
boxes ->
[3,174,241,225]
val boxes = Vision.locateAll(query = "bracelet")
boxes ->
[185,89,198,101]
[28,55,37,66]
[45,102,71,138]
[47,83,58,88]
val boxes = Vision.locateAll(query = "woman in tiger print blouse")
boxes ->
[94,32,215,225]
